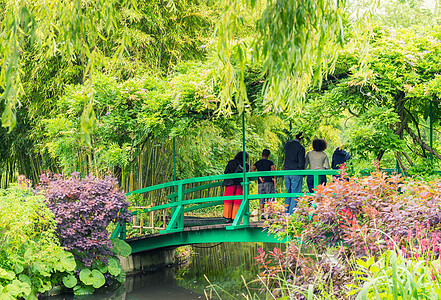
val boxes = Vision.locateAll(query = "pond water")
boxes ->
[49,242,284,300]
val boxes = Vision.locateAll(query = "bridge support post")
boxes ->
[227,110,250,230]
[163,183,184,233]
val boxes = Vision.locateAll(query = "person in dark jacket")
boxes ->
[331,147,351,170]
[332,147,351,180]
[222,151,250,223]
[251,149,276,220]
[283,132,306,215]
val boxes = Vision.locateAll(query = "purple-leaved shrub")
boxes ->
[37,172,131,268]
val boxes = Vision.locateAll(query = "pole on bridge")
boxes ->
[173,137,177,182]
[242,110,249,226]
[430,100,433,164]
[171,137,177,216]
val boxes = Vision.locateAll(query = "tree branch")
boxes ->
[404,124,441,160]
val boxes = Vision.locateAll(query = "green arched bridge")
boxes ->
[111,170,339,253]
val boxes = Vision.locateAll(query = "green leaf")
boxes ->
[79,269,93,286]
[18,275,31,286]
[79,269,106,288]
[115,271,126,283]
[111,238,132,257]
[62,275,77,288]
[5,280,31,297]
[58,252,76,271]
[90,270,106,288]
[0,269,15,281]
[0,292,15,300]
[97,263,108,274]
[13,264,23,275]
[107,258,121,276]
[73,285,95,296]
[1,103,16,132]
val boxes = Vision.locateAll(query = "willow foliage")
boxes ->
[0,0,136,131]
[215,0,346,113]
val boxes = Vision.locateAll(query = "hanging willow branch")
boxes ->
[215,0,349,113]
[0,0,137,132]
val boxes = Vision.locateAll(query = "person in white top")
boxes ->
[305,139,330,193]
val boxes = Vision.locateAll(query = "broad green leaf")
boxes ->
[0,292,15,300]
[73,285,95,296]
[79,269,93,286]
[107,258,121,276]
[79,269,105,288]
[116,271,126,283]
[90,270,106,289]
[62,275,77,288]
[97,263,108,274]
[0,269,15,281]
[111,238,132,257]
[5,280,31,297]
[58,252,76,271]
[13,264,23,275]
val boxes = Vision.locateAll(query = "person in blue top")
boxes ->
[283,132,306,215]
[251,149,276,220]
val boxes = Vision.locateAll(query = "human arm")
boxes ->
[271,164,276,185]
[224,161,232,174]
[299,146,306,169]
[324,153,330,169]
[304,152,310,170]
[251,164,263,183]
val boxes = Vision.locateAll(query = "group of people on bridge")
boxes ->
[222,132,350,223]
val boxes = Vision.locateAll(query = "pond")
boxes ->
[48,242,284,300]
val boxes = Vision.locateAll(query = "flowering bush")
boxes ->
[255,170,441,298]
[38,173,132,295]
[294,171,441,256]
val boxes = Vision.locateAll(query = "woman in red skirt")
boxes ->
[222,151,249,223]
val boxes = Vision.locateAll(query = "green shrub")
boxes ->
[0,186,76,299]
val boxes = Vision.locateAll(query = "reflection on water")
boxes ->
[177,242,284,299]
[49,242,283,300]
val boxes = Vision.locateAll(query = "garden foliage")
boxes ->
[38,173,132,295]
[0,186,76,299]
[289,25,441,168]
[257,170,441,298]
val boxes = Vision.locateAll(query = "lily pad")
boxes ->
[73,285,95,296]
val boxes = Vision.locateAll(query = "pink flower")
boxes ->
[407,228,413,243]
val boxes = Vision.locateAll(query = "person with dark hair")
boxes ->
[331,147,351,170]
[251,149,276,220]
[331,146,351,180]
[283,132,306,215]
[305,138,330,193]
[222,151,250,223]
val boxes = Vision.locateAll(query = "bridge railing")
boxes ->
[111,169,340,239]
